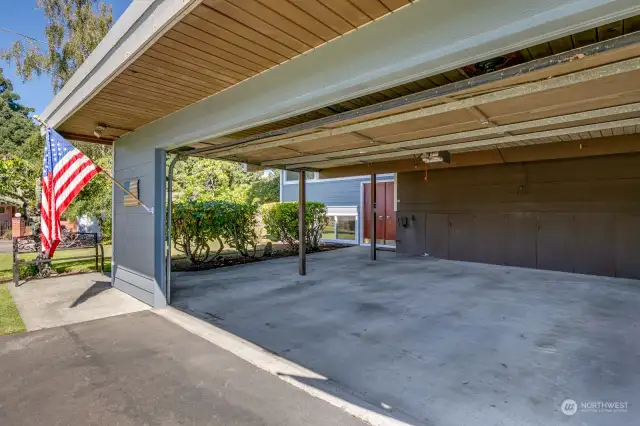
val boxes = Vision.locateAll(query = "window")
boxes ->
[0,207,5,214]
[322,216,336,240]
[321,206,358,243]
[284,170,318,183]
[336,216,356,241]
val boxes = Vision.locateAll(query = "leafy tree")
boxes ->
[1,0,113,93]
[248,170,280,204]
[15,131,45,161]
[0,69,42,220]
[63,142,112,238]
[0,68,38,154]
[1,1,114,236]
[0,157,40,220]
[172,157,263,204]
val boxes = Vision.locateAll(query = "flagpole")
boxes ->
[100,172,154,214]
[33,115,154,214]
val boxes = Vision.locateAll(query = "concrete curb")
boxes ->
[154,307,425,426]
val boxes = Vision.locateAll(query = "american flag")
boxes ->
[41,128,101,256]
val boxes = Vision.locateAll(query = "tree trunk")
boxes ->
[21,201,29,222]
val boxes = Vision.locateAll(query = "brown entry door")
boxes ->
[384,182,396,244]
[363,181,396,245]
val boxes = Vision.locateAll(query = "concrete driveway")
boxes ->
[9,272,149,330]
[0,310,367,426]
[172,246,640,426]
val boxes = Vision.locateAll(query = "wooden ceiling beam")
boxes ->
[318,134,640,178]
[265,102,640,167]
[285,116,640,168]
[59,132,115,145]
[187,31,640,159]
[210,55,640,158]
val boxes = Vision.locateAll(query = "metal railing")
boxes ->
[12,232,104,286]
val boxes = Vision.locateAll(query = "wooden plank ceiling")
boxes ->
[57,0,414,143]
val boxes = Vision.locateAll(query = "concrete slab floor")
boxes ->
[9,272,149,331]
[172,246,640,426]
[0,311,367,426]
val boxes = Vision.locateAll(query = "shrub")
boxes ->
[19,263,39,279]
[171,201,225,264]
[261,202,328,252]
[171,201,260,264]
[217,202,260,258]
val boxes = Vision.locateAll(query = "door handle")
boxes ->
[386,216,391,220]
[378,216,383,220]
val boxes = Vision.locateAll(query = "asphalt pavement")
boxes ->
[0,310,367,426]
[0,240,12,254]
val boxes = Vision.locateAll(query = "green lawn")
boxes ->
[0,244,110,335]
[0,284,26,335]
[0,245,112,283]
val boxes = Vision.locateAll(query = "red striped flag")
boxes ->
[41,128,101,256]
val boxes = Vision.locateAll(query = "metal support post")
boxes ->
[165,154,183,304]
[299,171,306,275]
[370,173,376,260]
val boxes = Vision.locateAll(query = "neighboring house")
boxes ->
[77,216,100,237]
[0,203,18,237]
[280,171,397,247]
[0,203,17,224]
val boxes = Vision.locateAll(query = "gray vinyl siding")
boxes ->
[281,174,394,206]
[112,140,166,307]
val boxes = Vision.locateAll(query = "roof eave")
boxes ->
[40,0,202,129]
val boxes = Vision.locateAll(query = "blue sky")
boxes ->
[0,0,132,114]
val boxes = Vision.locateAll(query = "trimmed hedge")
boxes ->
[261,202,328,252]
[172,201,259,264]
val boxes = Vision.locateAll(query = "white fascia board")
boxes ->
[114,0,640,152]
[327,206,359,216]
[40,0,200,127]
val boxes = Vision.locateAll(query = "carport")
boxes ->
[38,0,640,306]
[181,28,640,281]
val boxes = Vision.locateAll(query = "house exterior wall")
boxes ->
[281,173,395,245]
[396,153,640,279]
[280,173,394,206]
[0,204,15,224]
[112,140,166,307]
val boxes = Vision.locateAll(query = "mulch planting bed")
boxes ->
[172,242,352,272]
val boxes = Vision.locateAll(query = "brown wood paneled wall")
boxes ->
[396,153,640,279]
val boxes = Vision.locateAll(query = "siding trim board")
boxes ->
[281,171,395,185]
[113,265,155,305]
[396,153,640,279]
